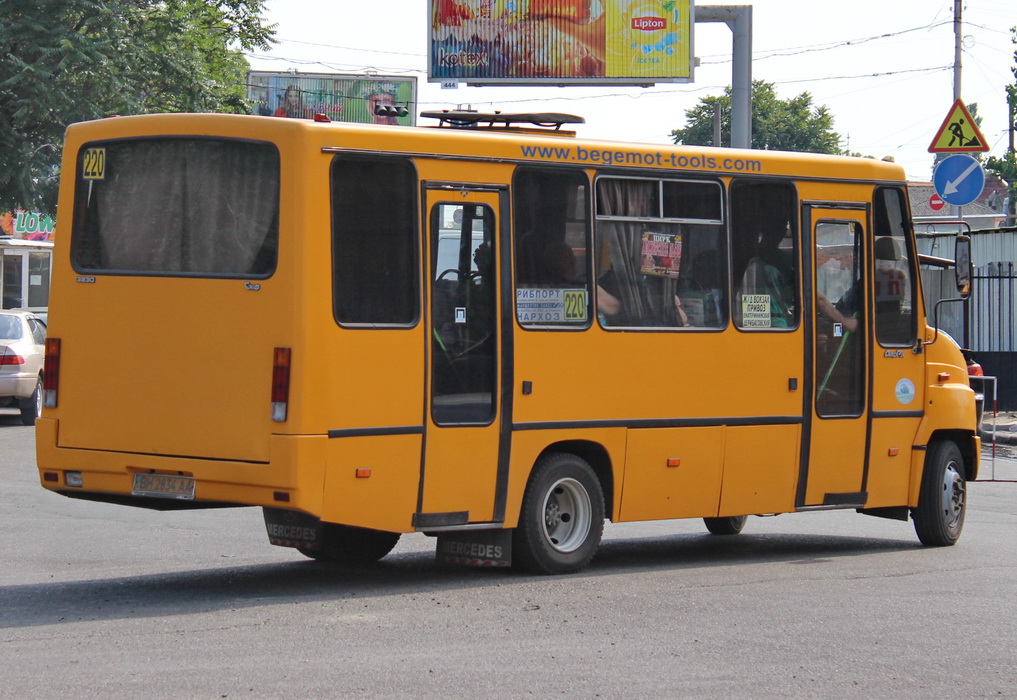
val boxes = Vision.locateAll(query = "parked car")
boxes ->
[0,310,47,425]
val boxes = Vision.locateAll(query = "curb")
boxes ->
[980,428,1017,445]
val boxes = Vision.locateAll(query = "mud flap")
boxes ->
[263,507,323,550]
[436,529,512,567]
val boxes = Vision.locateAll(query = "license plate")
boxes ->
[132,473,195,500]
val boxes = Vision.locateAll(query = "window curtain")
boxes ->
[95,141,278,274]
[596,179,681,326]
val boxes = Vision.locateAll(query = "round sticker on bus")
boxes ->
[895,378,916,405]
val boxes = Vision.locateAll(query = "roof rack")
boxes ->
[419,110,585,132]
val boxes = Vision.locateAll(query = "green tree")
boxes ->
[0,0,275,213]
[671,80,842,154]
[984,28,1017,226]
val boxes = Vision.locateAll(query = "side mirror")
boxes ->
[955,235,972,298]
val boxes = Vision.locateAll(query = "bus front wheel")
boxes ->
[912,440,966,547]
[299,523,400,563]
[703,515,748,535]
[512,453,604,575]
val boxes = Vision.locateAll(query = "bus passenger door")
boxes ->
[800,206,869,507]
[417,187,507,527]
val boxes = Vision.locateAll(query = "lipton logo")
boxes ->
[632,16,666,31]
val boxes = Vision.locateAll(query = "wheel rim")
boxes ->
[541,477,592,553]
[34,379,42,417]
[941,460,966,531]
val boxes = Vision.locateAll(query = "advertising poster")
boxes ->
[247,72,417,125]
[639,231,682,277]
[0,210,55,241]
[429,0,693,85]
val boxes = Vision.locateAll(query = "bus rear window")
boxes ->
[71,138,279,277]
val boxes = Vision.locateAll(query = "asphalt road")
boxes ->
[3,410,1016,698]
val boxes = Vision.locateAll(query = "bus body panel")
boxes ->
[618,426,724,521]
[52,276,289,462]
[719,424,800,516]
[865,417,918,508]
[322,434,421,532]
[503,427,627,527]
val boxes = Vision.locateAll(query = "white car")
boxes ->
[0,310,46,425]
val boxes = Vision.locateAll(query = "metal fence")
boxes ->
[918,228,1017,411]
[968,262,1017,410]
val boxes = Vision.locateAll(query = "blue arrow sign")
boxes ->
[933,154,985,206]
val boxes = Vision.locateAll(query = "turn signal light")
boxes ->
[271,347,291,422]
[43,338,60,408]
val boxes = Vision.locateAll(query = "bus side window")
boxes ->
[594,177,725,329]
[873,187,917,346]
[512,168,591,328]
[731,180,799,330]
[331,155,418,326]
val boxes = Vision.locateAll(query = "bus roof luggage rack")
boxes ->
[420,110,584,134]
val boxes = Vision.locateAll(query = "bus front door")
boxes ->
[417,187,508,528]
[800,206,869,507]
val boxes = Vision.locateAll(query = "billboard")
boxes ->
[428,0,693,85]
[246,72,418,125]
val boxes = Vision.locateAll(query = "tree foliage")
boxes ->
[670,80,842,155]
[984,27,1017,225]
[0,0,275,213]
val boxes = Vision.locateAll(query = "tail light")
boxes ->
[43,338,60,408]
[271,347,291,422]
[0,347,25,365]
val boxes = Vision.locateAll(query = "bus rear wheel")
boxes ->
[912,440,966,546]
[299,523,400,563]
[512,453,604,575]
[703,515,748,535]
[18,376,42,426]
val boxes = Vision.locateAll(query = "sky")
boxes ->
[247,0,1016,183]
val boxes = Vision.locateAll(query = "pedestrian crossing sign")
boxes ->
[928,99,989,153]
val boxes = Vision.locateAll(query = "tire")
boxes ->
[704,515,748,535]
[298,523,400,563]
[513,453,605,575]
[18,376,42,426]
[913,440,967,547]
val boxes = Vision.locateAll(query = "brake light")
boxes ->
[271,347,291,422]
[0,348,25,365]
[43,338,60,408]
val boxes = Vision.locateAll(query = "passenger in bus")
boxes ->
[873,237,906,310]
[739,222,795,327]
[518,230,575,285]
[677,249,724,327]
[817,292,858,334]
[596,266,687,327]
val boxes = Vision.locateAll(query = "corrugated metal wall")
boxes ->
[918,228,1017,409]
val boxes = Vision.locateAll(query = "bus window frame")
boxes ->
[871,186,919,349]
[70,135,282,280]
[730,178,801,333]
[592,172,727,332]
[512,165,594,332]
[330,153,421,329]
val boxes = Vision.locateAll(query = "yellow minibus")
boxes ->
[37,110,978,574]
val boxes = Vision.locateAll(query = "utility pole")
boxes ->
[953,0,962,102]
[953,0,963,220]
[695,6,752,149]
